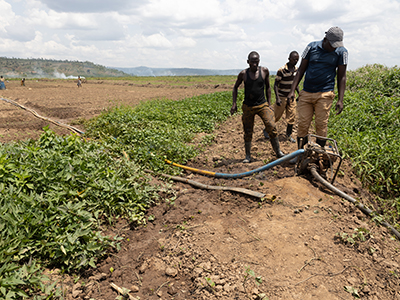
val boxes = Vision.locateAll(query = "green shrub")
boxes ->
[329,64,400,227]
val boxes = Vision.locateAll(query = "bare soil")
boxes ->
[1,79,399,300]
[0,79,231,142]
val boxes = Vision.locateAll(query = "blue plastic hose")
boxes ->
[166,149,305,178]
[213,149,304,178]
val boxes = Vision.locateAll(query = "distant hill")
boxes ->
[0,57,128,79]
[0,57,275,79]
[114,66,244,77]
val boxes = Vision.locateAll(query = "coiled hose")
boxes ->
[310,165,400,240]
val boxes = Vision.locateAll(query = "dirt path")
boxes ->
[1,80,399,299]
[81,120,399,300]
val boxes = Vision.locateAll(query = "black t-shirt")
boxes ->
[243,67,267,107]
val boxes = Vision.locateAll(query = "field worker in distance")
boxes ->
[21,78,25,86]
[0,76,6,90]
[77,76,82,88]
[287,26,348,163]
[231,51,285,163]
[264,51,300,143]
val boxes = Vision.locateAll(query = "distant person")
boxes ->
[77,76,82,88]
[264,51,300,143]
[287,26,348,162]
[0,76,6,90]
[21,78,25,86]
[231,51,285,163]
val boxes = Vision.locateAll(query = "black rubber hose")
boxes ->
[310,165,400,240]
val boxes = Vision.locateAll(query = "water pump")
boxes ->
[295,134,343,184]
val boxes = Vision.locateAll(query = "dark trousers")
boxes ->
[242,103,278,143]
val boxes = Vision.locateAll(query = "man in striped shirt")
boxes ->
[273,51,300,143]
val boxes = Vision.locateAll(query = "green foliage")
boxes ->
[346,64,400,97]
[242,266,266,300]
[0,89,235,298]
[336,228,371,246]
[243,267,262,290]
[0,128,159,298]
[85,91,234,174]
[329,64,400,227]
[205,277,215,288]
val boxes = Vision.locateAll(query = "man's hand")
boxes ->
[230,103,237,115]
[276,97,282,106]
[287,91,295,104]
[335,100,343,115]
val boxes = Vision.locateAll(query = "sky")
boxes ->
[0,0,399,72]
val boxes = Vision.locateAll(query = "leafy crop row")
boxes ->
[329,64,400,226]
[0,90,234,298]
[85,91,234,174]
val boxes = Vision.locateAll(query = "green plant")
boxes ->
[336,228,371,246]
[205,277,215,288]
[176,224,186,231]
[115,286,132,300]
[344,285,360,298]
[243,267,263,299]
[389,270,399,278]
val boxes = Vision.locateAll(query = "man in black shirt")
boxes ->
[231,51,284,163]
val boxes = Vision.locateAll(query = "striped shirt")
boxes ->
[275,63,297,97]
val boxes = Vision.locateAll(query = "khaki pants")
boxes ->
[297,90,335,138]
[242,103,277,143]
[273,95,296,125]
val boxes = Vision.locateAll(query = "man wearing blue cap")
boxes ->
[287,26,348,160]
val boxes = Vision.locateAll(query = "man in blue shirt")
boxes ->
[287,27,348,157]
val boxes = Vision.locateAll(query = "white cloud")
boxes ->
[173,37,196,48]
[37,0,137,13]
[0,0,15,35]
[0,0,399,71]
[139,0,222,24]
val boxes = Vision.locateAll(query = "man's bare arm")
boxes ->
[287,58,308,102]
[231,71,245,115]
[263,67,271,106]
[335,64,347,115]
